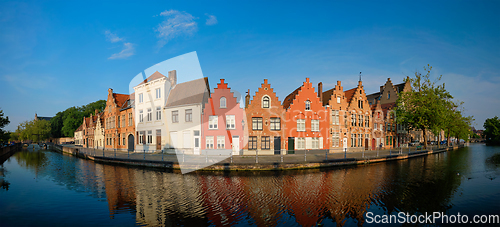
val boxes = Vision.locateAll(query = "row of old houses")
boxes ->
[75,70,419,155]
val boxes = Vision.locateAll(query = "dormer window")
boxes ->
[388,92,390,99]
[305,100,311,111]
[220,97,226,108]
[262,96,270,108]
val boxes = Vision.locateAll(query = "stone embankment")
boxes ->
[49,144,466,172]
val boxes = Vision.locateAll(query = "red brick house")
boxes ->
[244,79,286,155]
[283,78,329,151]
[103,88,135,151]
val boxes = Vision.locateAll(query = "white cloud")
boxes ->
[108,42,135,59]
[105,30,123,43]
[156,9,198,48]
[205,13,218,25]
[105,31,134,59]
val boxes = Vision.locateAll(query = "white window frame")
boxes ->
[206,136,214,149]
[297,137,305,150]
[305,100,311,111]
[297,119,306,132]
[147,108,152,122]
[312,137,319,149]
[185,109,192,122]
[156,106,161,120]
[332,132,339,147]
[262,96,270,108]
[172,110,179,123]
[155,88,161,99]
[209,116,218,129]
[139,109,144,123]
[270,117,280,130]
[139,93,143,103]
[139,131,144,144]
[220,97,226,108]
[226,115,235,129]
[217,136,225,149]
[147,130,152,144]
[311,120,319,132]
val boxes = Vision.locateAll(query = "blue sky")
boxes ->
[1,1,499,131]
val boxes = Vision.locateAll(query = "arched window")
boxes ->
[305,100,311,110]
[262,96,270,108]
[220,97,226,108]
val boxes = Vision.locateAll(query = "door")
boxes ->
[365,138,369,150]
[274,136,281,155]
[288,137,294,154]
[372,138,375,150]
[128,134,134,151]
[194,130,200,155]
[156,130,161,151]
[170,132,178,149]
[343,138,348,151]
[232,136,239,155]
[183,131,191,149]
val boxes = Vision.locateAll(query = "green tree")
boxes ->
[16,119,51,143]
[396,65,452,149]
[441,101,474,145]
[0,109,10,143]
[50,100,105,138]
[483,117,500,146]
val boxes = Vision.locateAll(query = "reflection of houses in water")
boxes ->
[102,165,137,218]
[133,171,207,226]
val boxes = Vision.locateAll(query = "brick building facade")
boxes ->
[103,88,135,151]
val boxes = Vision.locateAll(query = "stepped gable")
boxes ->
[282,87,301,110]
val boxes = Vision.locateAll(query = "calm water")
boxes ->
[1,144,499,226]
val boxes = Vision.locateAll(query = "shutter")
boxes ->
[306,137,312,149]
[319,137,323,149]
[142,132,146,145]
[294,137,298,150]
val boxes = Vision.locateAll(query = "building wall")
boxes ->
[326,81,349,151]
[134,77,171,152]
[244,79,286,155]
[164,104,203,154]
[95,115,105,149]
[117,108,135,151]
[284,78,329,150]
[344,81,373,151]
[201,79,247,155]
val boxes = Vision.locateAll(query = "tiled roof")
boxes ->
[165,78,210,108]
[136,71,166,86]
[344,88,356,104]
[282,87,301,109]
[75,124,83,132]
[321,88,335,106]
[394,82,406,93]
[113,93,130,108]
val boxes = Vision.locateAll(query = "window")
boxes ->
[337,96,341,104]
[123,133,126,146]
[117,116,120,128]
[312,138,319,149]
[352,114,356,126]
[139,131,144,144]
[156,107,161,120]
[305,100,311,110]
[297,138,305,149]
[262,96,270,108]
[147,130,152,144]
[358,134,362,147]
[388,92,390,99]
[332,110,339,125]
[226,115,235,129]
[128,113,133,126]
[185,109,192,122]
[344,114,347,126]
[359,115,362,127]
[311,120,319,132]
[332,132,339,147]
[365,115,369,127]
[217,136,225,149]
[220,97,226,108]
[386,136,389,145]
[172,110,179,123]
[209,116,218,129]
[261,136,270,150]
[206,136,214,149]
[358,99,363,109]
[252,117,263,130]
[270,118,281,130]
[297,119,306,132]
[139,93,143,103]
[118,134,120,145]
[155,88,161,99]
[139,110,144,123]
[147,108,152,122]
[108,105,111,113]
[249,136,257,150]
[122,115,125,127]
[375,123,378,129]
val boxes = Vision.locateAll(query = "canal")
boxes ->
[0,144,499,226]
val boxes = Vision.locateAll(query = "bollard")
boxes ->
[231,152,233,163]
[128,149,130,159]
[390,147,392,156]
[256,150,259,163]
[206,151,208,163]
[183,150,185,163]
[304,150,307,162]
[377,149,379,157]
[114,148,116,158]
[344,148,347,159]
[281,152,283,163]
[161,149,164,161]
[362,149,364,159]
[143,149,145,160]
[103,149,105,157]
[325,150,328,161]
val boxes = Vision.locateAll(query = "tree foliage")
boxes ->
[396,65,472,148]
[0,109,10,143]
[50,100,105,138]
[16,119,51,142]
[483,116,500,146]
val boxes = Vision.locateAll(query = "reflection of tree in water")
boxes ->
[14,151,48,176]
[0,166,10,191]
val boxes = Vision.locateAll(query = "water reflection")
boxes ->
[3,145,499,226]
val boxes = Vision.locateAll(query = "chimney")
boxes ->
[108,88,113,96]
[245,89,250,108]
[168,70,177,86]
[318,82,323,103]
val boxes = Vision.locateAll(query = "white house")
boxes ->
[94,113,105,149]
[74,125,83,146]
[164,78,210,155]
[133,70,176,152]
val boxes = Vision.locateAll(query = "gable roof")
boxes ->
[136,71,166,86]
[344,88,356,104]
[165,77,210,108]
[321,88,335,106]
[113,93,129,108]
[282,87,301,109]
[394,82,406,94]
[381,102,397,115]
